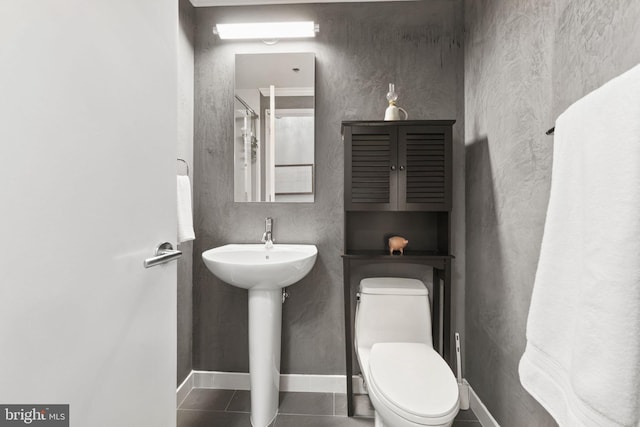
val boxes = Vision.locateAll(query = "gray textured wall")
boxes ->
[464,1,640,425]
[193,1,464,375]
[177,0,195,386]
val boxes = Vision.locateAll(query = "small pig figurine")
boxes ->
[388,236,409,255]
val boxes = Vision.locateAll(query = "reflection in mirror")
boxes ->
[234,53,315,202]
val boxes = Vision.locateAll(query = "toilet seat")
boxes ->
[368,342,459,425]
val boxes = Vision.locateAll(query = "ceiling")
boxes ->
[235,53,314,91]
[191,0,415,7]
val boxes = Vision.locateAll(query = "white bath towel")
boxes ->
[177,175,195,243]
[519,64,640,427]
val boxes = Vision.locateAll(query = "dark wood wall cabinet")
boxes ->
[342,120,455,416]
[344,121,452,211]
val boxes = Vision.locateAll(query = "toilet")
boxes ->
[355,277,459,427]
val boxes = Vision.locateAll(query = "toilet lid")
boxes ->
[360,277,428,296]
[368,343,459,422]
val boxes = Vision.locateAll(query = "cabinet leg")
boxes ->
[343,258,354,417]
[443,260,452,367]
[432,268,441,356]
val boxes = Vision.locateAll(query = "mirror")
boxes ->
[234,53,315,203]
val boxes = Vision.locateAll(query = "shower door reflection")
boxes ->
[234,95,260,202]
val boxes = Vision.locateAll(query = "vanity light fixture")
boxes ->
[213,21,319,40]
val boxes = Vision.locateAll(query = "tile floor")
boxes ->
[177,389,482,427]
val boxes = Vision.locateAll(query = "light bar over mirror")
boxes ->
[214,21,319,40]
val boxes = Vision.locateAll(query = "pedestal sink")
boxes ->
[202,244,318,427]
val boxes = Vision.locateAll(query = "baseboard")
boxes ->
[192,370,251,390]
[176,371,194,407]
[467,379,500,427]
[176,370,367,406]
[351,374,367,395]
[282,374,349,393]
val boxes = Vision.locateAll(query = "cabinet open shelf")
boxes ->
[342,250,452,257]
[342,251,452,269]
[345,210,449,254]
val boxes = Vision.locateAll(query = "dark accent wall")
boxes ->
[464,0,640,425]
[193,1,464,375]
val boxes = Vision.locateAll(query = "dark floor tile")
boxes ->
[334,394,375,418]
[455,409,479,421]
[335,394,479,422]
[334,394,348,416]
[274,414,374,427]
[278,391,334,416]
[226,390,252,413]
[227,390,335,416]
[353,395,375,418]
[452,421,482,427]
[179,389,236,411]
[177,409,253,427]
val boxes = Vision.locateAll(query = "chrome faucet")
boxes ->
[261,217,274,248]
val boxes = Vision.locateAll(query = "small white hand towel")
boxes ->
[519,63,640,427]
[177,175,195,243]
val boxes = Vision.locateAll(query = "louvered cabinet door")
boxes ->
[398,125,452,211]
[344,125,398,211]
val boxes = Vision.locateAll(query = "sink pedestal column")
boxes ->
[248,289,282,427]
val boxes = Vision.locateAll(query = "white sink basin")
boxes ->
[202,244,317,290]
[202,243,318,427]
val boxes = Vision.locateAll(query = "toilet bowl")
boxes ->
[355,277,459,427]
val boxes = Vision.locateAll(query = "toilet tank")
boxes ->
[355,277,433,352]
